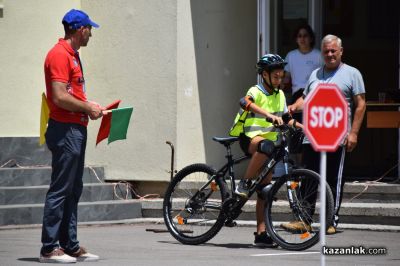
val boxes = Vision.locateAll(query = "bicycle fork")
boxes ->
[284,168,312,224]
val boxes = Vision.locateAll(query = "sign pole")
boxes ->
[303,84,348,266]
[320,151,327,266]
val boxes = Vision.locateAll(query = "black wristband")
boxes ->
[293,119,297,128]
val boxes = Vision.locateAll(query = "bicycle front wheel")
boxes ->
[163,164,229,245]
[265,168,334,251]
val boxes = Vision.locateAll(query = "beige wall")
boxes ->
[82,0,177,181]
[187,0,256,173]
[176,0,206,169]
[0,0,256,181]
[0,0,80,137]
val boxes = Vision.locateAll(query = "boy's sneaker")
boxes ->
[64,246,99,262]
[253,232,278,248]
[235,179,251,198]
[39,248,76,263]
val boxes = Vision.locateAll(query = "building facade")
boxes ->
[0,0,398,181]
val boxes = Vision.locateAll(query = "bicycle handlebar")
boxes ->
[266,113,304,150]
[265,112,293,130]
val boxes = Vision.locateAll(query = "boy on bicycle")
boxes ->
[229,54,301,247]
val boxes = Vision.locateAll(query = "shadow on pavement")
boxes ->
[204,243,269,249]
[18,258,39,262]
[158,240,277,249]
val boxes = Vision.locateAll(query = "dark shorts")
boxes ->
[239,134,251,155]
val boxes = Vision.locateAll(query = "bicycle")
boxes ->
[163,121,334,251]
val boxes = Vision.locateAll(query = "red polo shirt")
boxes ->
[44,38,89,126]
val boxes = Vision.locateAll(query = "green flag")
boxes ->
[108,107,133,144]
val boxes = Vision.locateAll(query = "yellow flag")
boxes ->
[39,93,50,145]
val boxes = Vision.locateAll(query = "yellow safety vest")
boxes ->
[229,85,286,141]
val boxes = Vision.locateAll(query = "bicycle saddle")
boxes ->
[212,136,239,146]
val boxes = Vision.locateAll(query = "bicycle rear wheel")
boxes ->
[163,164,229,245]
[265,168,334,251]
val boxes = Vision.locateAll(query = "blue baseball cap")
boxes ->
[62,9,99,29]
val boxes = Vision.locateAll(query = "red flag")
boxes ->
[96,100,121,145]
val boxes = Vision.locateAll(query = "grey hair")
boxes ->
[321,34,342,48]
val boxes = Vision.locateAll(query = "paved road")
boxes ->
[0,223,399,266]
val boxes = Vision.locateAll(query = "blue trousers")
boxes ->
[41,119,87,254]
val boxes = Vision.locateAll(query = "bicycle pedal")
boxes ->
[224,219,237,227]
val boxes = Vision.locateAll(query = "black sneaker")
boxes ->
[253,232,278,248]
[234,179,251,198]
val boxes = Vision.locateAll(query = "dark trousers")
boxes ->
[41,119,87,254]
[301,144,346,227]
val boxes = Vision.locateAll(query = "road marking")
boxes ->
[251,252,320,257]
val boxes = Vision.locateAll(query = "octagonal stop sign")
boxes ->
[303,84,348,152]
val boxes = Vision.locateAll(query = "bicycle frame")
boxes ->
[216,145,250,194]
[217,131,294,199]
[163,123,328,250]
[193,126,297,214]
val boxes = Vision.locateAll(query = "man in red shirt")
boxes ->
[40,9,103,263]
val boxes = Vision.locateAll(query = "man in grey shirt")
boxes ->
[282,34,366,234]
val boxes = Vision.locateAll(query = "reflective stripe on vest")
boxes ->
[243,88,286,140]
